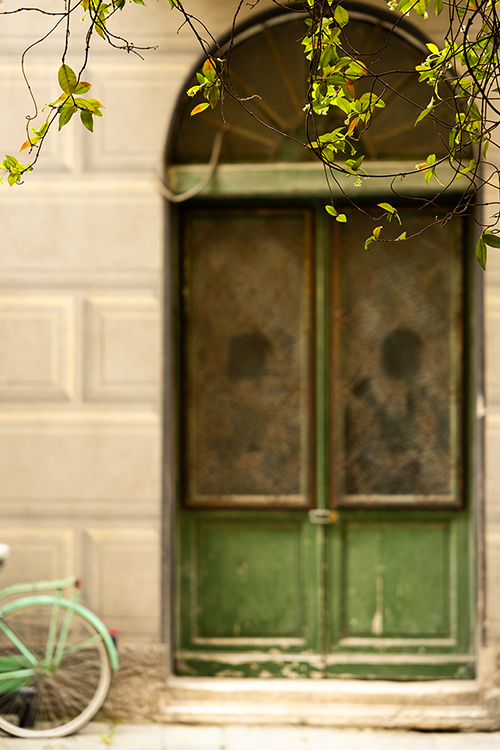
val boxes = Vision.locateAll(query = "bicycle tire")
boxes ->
[0,597,112,738]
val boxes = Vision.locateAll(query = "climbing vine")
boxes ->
[3,0,500,265]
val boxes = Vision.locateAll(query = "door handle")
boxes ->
[308,509,339,524]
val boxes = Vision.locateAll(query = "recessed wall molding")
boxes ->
[0,529,74,588]
[83,528,160,642]
[0,271,160,289]
[0,498,160,520]
[85,295,161,403]
[0,296,74,401]
[486,295,500,406]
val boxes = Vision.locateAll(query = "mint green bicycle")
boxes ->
[0,544,118,739]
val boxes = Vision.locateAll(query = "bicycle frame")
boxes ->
[0,577,118,693]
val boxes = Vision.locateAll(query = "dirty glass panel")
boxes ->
[333,211,463,506]
[183,209,312,507]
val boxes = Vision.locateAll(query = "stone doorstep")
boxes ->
[158,701,493,731]
[159,678,498,730]
[165,676,482,705]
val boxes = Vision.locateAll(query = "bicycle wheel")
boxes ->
[0,598,112,738]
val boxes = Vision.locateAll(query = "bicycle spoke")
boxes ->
[62,634,102,658]
[0,620,39,668]
[0,602,111,736]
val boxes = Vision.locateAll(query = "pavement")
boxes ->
[2,724,500,750]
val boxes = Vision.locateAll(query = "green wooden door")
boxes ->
[175,203,474,679]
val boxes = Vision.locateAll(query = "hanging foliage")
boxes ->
[2,0,500,265]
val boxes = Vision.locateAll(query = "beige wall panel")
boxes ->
[83,529,160,642]
[0,0,273,48]
[486,295,500,405]
[0,528,73,589]
[486,534,500,641]
[485,416,500,642]
[0,186,162,270]
[486,417,500,511]
[82,62,191,172]
[0,296,74,401]
[0,428,160,499]
[85,296,160,402]
[483,184,500,286]
[0,0,87,51]
[0,0,191,50]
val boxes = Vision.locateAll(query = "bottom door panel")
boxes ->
[326,512,474,679]
[176,512,323,678]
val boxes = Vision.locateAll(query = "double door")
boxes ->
[175,204,474,679]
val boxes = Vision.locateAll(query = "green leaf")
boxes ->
[434,0,443,15]
[414,0,428,17]
[325,205,338,216]
[365,235,376,251]
[208,85,220,107]
[80,110,94,132]
[336,213,347,222]
[415,100,433,126]
[334,5,349,26]
[483,231,500,248]
[58,64,77,95]
[85,98,104,110]
[74,81,91,95]
[190,102,210,116]
[396,231,407,241]
[373,225,382,240]
[398,0,416,14]
[202,58,216,82]
[74,98,95,111]
[58,103,77,130]
[476,235,487,269]
[32,122,48,137]
[377,202,396,213]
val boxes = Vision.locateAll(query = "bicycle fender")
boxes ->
[0,595,119,671]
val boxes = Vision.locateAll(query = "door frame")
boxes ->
[161,163,483,679]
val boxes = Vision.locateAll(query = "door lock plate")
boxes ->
[308,509,339,524]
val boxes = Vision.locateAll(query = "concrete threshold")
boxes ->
[159,677,498,731]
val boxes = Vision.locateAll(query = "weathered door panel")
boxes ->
[177,511,323,677]
[325,513,473,679]
[177,208,320,676]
